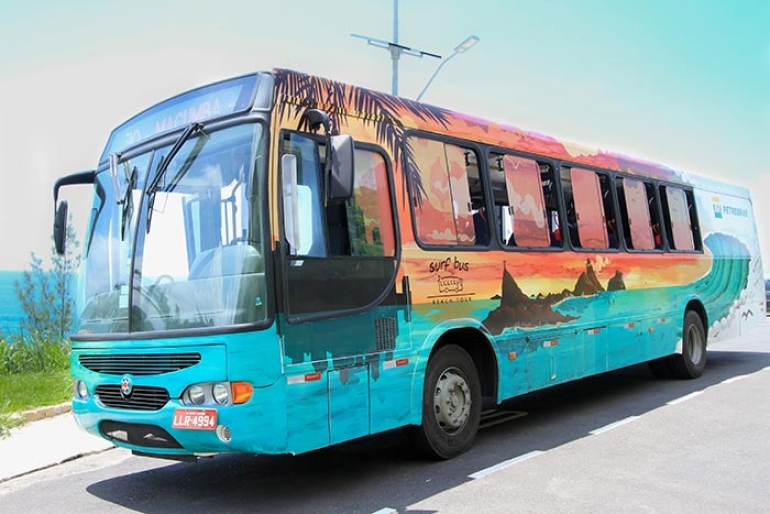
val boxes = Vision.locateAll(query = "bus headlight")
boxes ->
[212,383,230,405]
[188,385,206,405]
[74,380,89,400]
[181,382,253,406]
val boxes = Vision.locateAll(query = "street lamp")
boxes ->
[416,35,480,102]
[351,33,440,96]
[351,0,440,96]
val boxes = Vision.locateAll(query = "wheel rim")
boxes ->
[433,367,472,434]
[686,322,704,365]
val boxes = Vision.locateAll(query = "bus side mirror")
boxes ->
[54,200,68,255]
[327,134,354,200]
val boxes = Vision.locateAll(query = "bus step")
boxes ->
[480,409,528,430]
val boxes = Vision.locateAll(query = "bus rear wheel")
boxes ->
[669,310,707,379]
[408,345,481,460]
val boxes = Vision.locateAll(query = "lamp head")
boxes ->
[454,35,480,54]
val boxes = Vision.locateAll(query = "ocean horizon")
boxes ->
[0,270,26,337]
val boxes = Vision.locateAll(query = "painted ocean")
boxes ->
[0,270,25,336]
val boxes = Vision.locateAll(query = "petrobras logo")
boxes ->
[712,196,748,219]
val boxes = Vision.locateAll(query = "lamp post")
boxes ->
[416,35,480,102]
[352,0,440,96]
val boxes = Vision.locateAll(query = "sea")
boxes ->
[0,270,25,336]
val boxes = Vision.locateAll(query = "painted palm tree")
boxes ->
[273,68,452,206]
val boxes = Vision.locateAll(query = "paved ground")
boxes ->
[0,406,113,483]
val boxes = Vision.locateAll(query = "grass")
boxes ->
[0,369,71,412]
[0,336,71,438]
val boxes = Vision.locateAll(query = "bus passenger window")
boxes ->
[488,153,553,248]
[409,136,484,247]
[660,185,700,251]
[646,183,663,249]
[561,167,616,250]
[616,177,656,251]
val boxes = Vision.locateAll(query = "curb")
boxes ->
[12,402,72,423]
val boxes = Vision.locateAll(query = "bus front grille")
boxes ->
[79,353,201,375]
[100,420,183,449]
[95,385,170,411]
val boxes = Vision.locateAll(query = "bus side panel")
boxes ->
[329,365,370,445]
[370,354,420,434]
[285,374,330,453]
[693,187,765,340]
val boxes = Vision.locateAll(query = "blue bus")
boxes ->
[53,69,764,461]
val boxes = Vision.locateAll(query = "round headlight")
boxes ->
[212,383,230,405]
[75,380,89,399]
[188,385,206,405]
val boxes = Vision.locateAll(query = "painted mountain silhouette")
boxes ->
[482,259,629,335]
[572,259,605,296]
[482,264,576,335]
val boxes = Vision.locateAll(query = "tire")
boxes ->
[408,345,481,460]
[669,310,707,379]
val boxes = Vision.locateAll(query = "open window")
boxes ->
[615,177,660,250]
[488,153,559,248]
[660,185,701,251]
[561,167,618,250]
[408,136,486,247]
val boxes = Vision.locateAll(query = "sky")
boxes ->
[0,0,768,271]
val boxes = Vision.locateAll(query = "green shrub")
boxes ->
[0,401,23,439]
[0,335,70,374]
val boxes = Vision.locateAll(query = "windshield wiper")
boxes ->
[146,122,204,197]
[145,122,205,233]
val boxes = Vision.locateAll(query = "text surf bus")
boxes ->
[53,69,764,461]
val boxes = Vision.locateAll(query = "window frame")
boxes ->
[278,129,402,323]
[614,174,664,253]
[559,164,621,252]
[658,183,702,253]
[486,148,564,251]
[405,131,489,251]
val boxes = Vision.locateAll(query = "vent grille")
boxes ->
[100,421,182,449]
[375,317,397,351]
[79,353,201,375]
[95,385,170,411]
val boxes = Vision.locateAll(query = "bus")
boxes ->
[53,68,765,461]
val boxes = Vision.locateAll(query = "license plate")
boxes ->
[172,409,217,430]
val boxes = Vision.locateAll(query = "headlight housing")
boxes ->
[181,381,253,406]
[74,380,89,400]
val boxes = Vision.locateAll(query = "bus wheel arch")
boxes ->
[408,328,496,459]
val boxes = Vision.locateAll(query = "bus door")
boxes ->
[278,130,407,447]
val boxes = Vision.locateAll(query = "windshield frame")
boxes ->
[74,118,273,341]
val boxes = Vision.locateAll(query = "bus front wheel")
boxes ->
[408,345,481,460]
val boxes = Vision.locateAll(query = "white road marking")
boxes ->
[722,374,751,384]
[468,450,544,480]
[666,390,704,405]
[370,508,397,514]
[588,415,639,436]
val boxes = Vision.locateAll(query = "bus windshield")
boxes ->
[77,123,267,335]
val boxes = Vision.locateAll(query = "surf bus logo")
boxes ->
[712,196,749,220]
[437,275,464,293]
